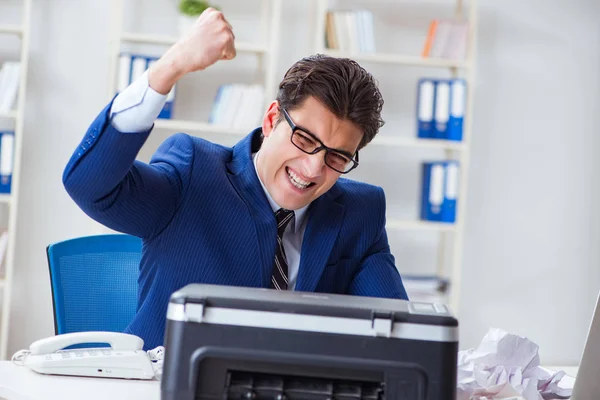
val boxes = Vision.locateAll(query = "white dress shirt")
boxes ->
[109,71,309,290]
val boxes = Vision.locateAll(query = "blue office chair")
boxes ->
[46,234,142,335]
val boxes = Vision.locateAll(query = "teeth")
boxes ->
[289,170,310,186]
[287,169,311,189]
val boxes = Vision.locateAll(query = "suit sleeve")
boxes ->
[347,187,409,300]
[62,100,194,240]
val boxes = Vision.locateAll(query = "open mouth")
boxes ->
[286,167,315,190]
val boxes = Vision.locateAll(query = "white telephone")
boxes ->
[12,331,160,380]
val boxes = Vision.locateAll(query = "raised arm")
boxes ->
[62,8,236,239]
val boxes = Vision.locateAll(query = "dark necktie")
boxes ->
[271,208,294,290]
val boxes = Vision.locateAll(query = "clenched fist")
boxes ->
[174,8,236,72]
[148,8,236,95]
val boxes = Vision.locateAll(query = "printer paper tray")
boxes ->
[227,370,384,400]
[191,346,428,400]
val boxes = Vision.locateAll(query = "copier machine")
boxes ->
[161,284,458,400]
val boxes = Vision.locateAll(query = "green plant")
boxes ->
[178,0,214,17]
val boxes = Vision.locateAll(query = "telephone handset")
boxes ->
[29,331,144,355]
[13,331,158,380]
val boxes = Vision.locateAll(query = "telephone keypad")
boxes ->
[51,348,127,360]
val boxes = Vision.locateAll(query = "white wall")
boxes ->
[4,0,600,367]
[460,0,600,365]
[5,1,116,352]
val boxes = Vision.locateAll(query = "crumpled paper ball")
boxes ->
[457,328,573,400]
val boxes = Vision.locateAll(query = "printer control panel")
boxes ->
[408,302,451,316]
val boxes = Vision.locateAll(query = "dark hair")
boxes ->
[276,54,384,150]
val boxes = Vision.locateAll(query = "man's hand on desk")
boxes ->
[148,7,237,95]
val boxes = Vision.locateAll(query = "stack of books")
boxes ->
[420,161,459,223]
[422,19,468,60]
[208,84,265,131]
[416,78,466,142]
[324,9,376,53]
[0,62,20,114]
[403,275,449,304]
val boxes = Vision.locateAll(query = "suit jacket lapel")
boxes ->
[226,129,276,287]
[296,183,344,292]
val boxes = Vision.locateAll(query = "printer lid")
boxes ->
[168,283,457,328]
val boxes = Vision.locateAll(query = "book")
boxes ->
[417,78,435,139]
[0,62,21,113]
[433,80,450,139]
[324,9,375,53]
[420,161,459,223]
[0,131,14,194]
[447,79,466,141]
[442,161,459,223]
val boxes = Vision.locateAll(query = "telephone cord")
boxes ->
[147,345,164,379]
[11,349,30,365]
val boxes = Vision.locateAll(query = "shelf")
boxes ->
[154,119,250,136]
[121,33,268,54]
[386,219,457,232]
[154,120,465,150]
[0,24,23,36]
[321,49,469,69]
[372,136,465,151]
[0,110,17,120]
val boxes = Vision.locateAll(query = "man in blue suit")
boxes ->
[63,8,408,349]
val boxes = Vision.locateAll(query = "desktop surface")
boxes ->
[0,361,159,400]
[0,361,577,400]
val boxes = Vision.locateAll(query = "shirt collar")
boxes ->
[252,151,309,234]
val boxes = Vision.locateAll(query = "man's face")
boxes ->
[256,96,363,211]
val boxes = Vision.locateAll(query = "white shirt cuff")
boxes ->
[109,70,168,132]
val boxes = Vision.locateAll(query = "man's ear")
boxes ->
[261,100,280,138]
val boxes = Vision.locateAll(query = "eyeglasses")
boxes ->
[281,107,359,174]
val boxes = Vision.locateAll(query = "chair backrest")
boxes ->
[46,234,142,335]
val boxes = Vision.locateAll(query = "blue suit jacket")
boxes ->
[63,100,408,349]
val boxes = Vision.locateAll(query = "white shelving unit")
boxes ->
[0,111,18,120]
[321,49,469,69]
[0,0,32,360]
[0,25,22,36]
[106,0,283,138]
[314,0,478,313]
[120,32,269,54]
[103,0,476,312]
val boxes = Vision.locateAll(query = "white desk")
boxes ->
[0,361,578,400]
[0,361,159,400]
